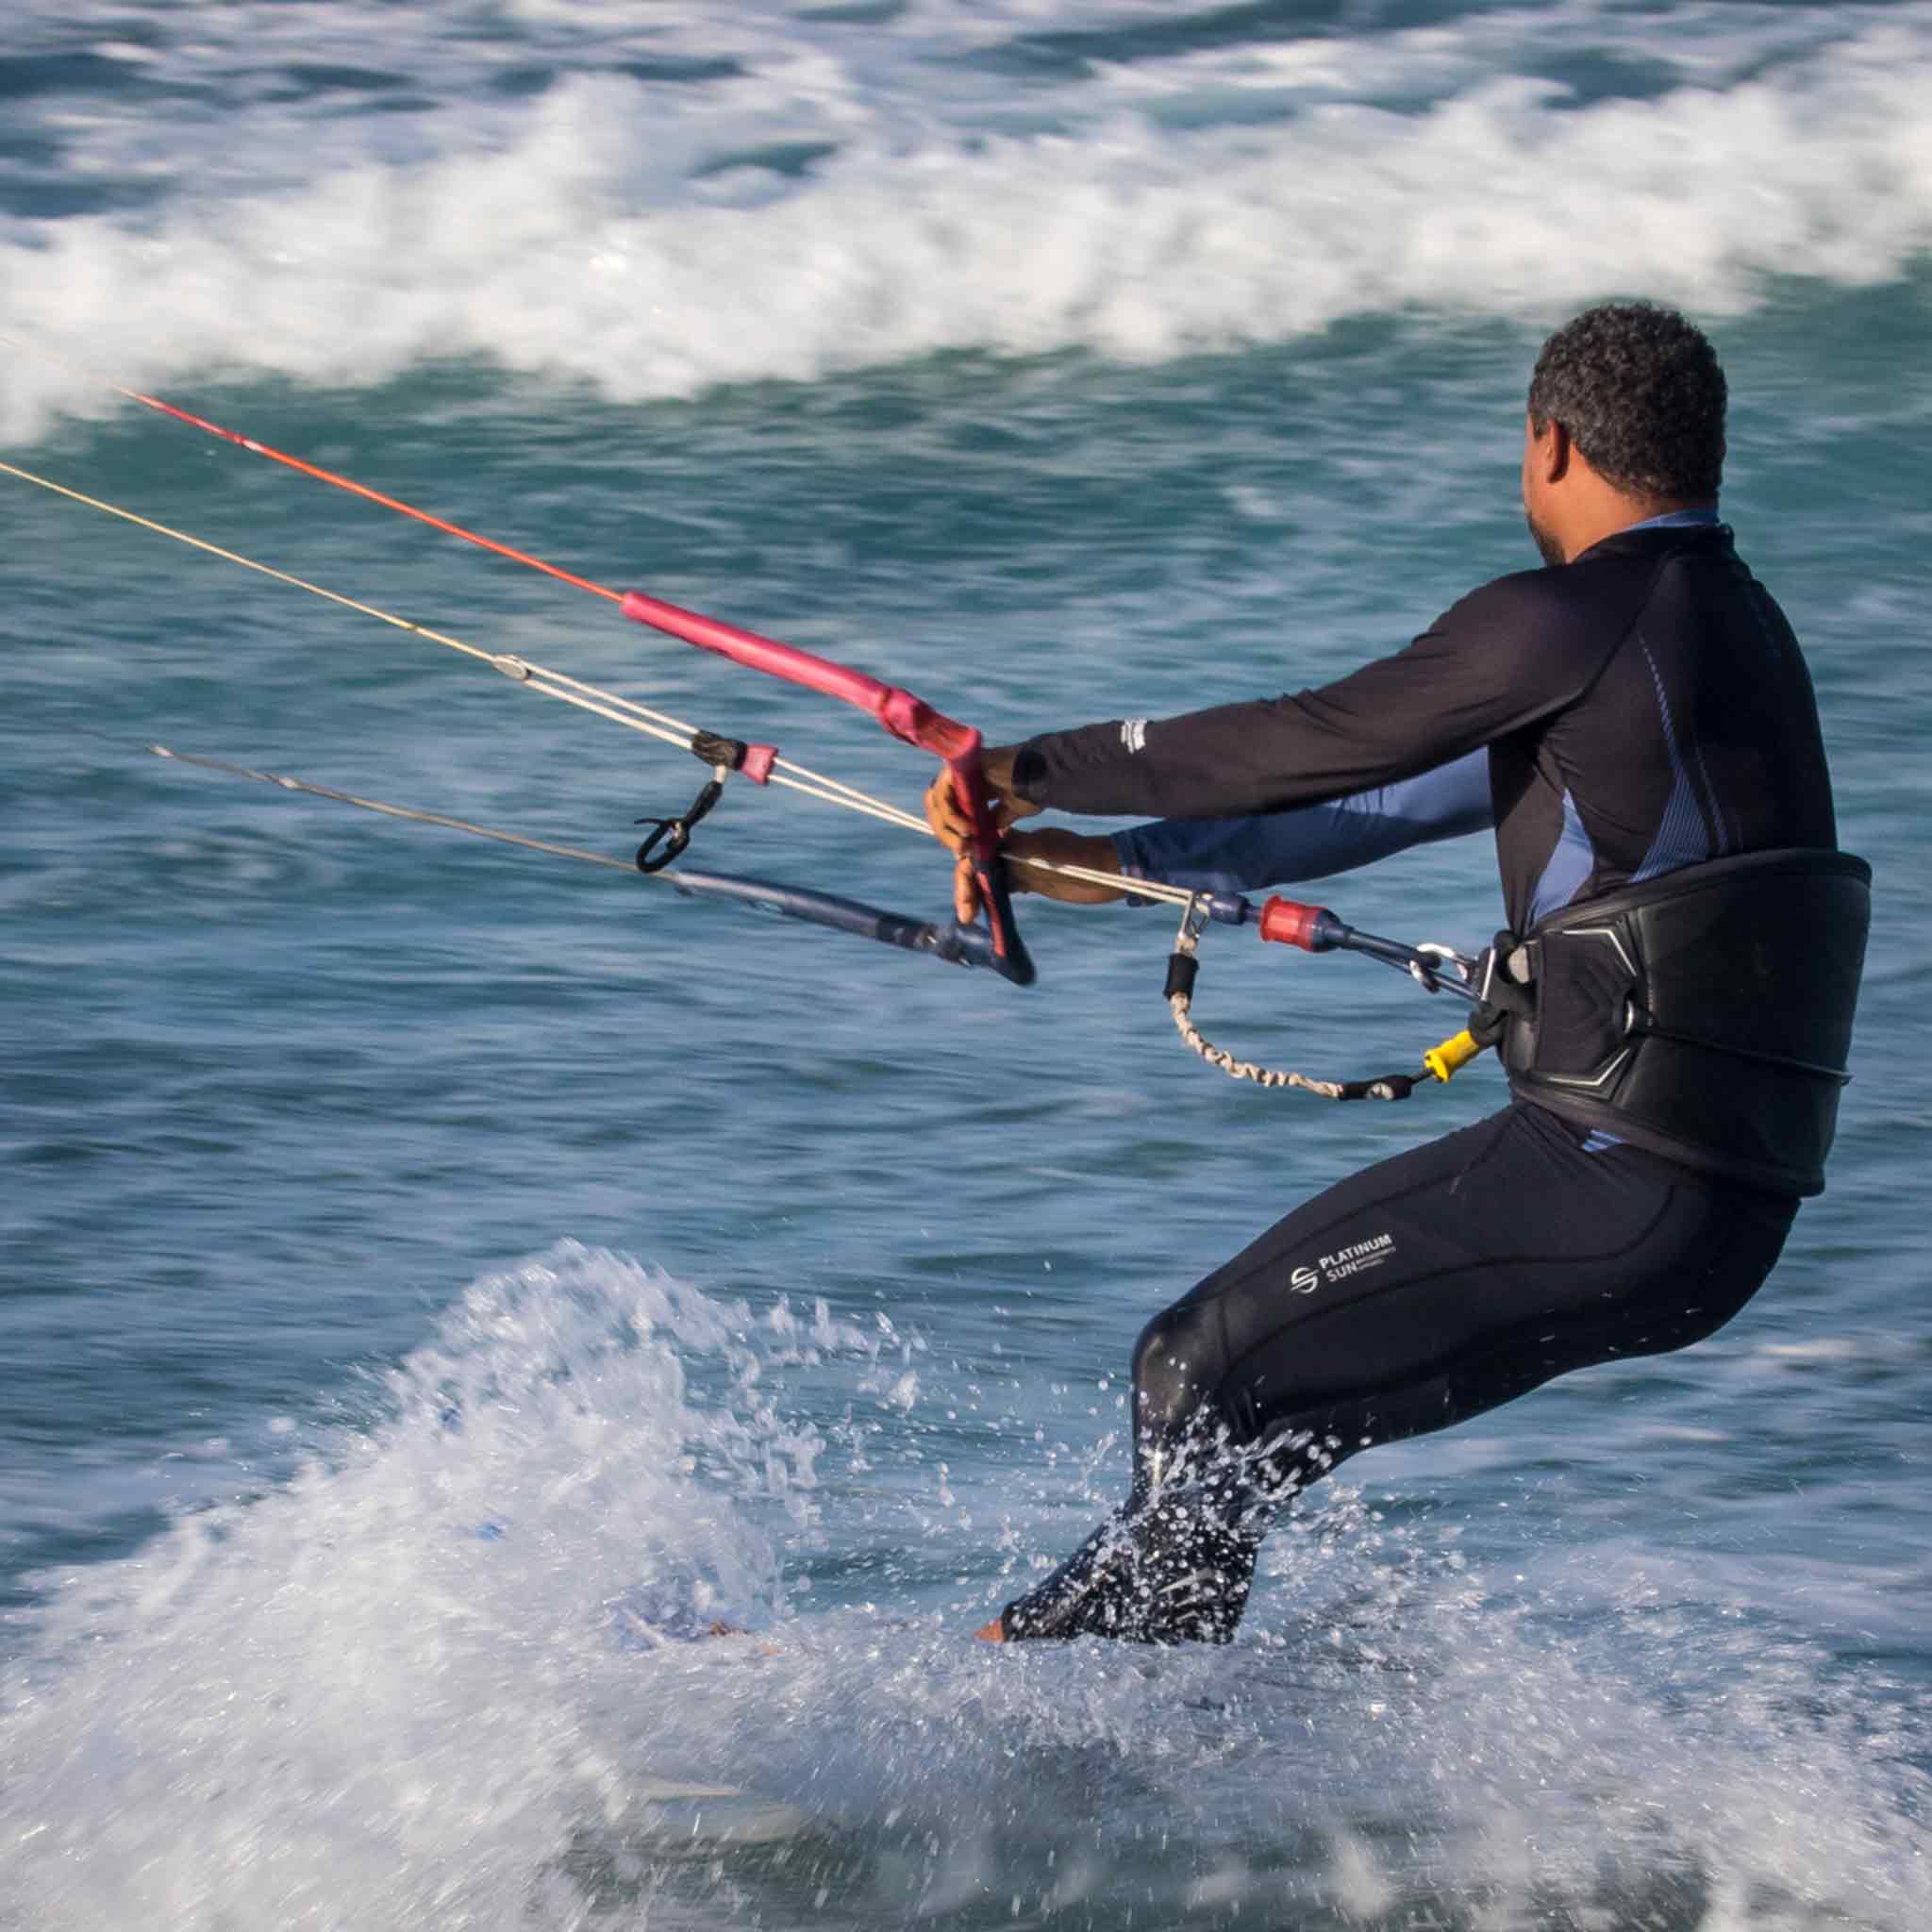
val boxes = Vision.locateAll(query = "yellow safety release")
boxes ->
[1424,1028,1490,1084]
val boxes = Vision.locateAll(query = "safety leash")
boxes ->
[1164,892,1491,1101]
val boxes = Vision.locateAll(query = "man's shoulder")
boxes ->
[1433,559,1601,639]
[1438,538,1696,641]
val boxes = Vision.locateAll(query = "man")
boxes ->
[926,303,1868,1646]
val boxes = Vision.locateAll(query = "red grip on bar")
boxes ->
[1258,896,1329,951]
[622,591,975,759]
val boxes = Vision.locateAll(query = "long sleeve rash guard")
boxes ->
[1014,523,1839,934]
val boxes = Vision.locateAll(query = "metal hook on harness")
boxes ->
[1409,941,1476,995]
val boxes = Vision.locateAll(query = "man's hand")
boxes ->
[923,744,1034,847]
[924,750,1126,922]
[924,745,1028,921]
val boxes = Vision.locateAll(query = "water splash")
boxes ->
[2,1241,1926,1928]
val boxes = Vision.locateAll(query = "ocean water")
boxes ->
[2,2,1929,1926]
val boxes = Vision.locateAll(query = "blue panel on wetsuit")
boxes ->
[1112,751,1492,894]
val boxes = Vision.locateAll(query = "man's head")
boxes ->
[1521,302,1726,565]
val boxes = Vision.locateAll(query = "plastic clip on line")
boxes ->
[634,730,779,874]
[1166,893,1491,1100]
[635,769,725,874]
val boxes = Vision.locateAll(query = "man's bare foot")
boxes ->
[974,1616,1007,1642]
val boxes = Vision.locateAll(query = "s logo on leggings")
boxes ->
[1290,1232,1396,1295]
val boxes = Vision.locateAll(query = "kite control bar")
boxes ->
[622,591,1034,986]
[0,356,1040,991]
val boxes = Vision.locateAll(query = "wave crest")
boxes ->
[3,23,1930,440]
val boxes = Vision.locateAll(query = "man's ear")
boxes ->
[1533,415,1572,486]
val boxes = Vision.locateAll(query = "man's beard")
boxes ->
[1525,509,1565,568]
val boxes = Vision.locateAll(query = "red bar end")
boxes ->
[1258,896,1328,951]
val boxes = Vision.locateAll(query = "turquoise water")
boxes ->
[3,4,1929,1926]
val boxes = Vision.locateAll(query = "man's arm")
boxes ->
[1010,572,1588,820]
[1112,753,1492,893]
[935,755,1492,917]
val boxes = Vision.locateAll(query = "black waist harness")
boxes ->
[1478,848,1871,1197]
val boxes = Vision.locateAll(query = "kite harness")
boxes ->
[1186,846,1869,1194]
[1476,847,1871,1196]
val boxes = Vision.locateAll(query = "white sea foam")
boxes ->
[1,1243,1926,1929]
[2,9,1929,441]
[0,1245,862,1928]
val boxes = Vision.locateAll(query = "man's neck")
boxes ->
[1566,496,1719,560]
[1613,504,1721,538]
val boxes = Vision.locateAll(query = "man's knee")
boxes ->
[1130,1298,1228,1442]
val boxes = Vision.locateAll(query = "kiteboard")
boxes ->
[626,1780,814,1851]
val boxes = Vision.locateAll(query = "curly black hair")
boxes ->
[1527,303,1726,501]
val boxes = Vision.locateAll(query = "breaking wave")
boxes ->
[4,8,1930,440]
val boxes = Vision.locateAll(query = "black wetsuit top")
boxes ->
[993,520,1843,1646]
[1012,522,1837,933]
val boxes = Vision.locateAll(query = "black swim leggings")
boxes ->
[999,1102,1798,1643]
